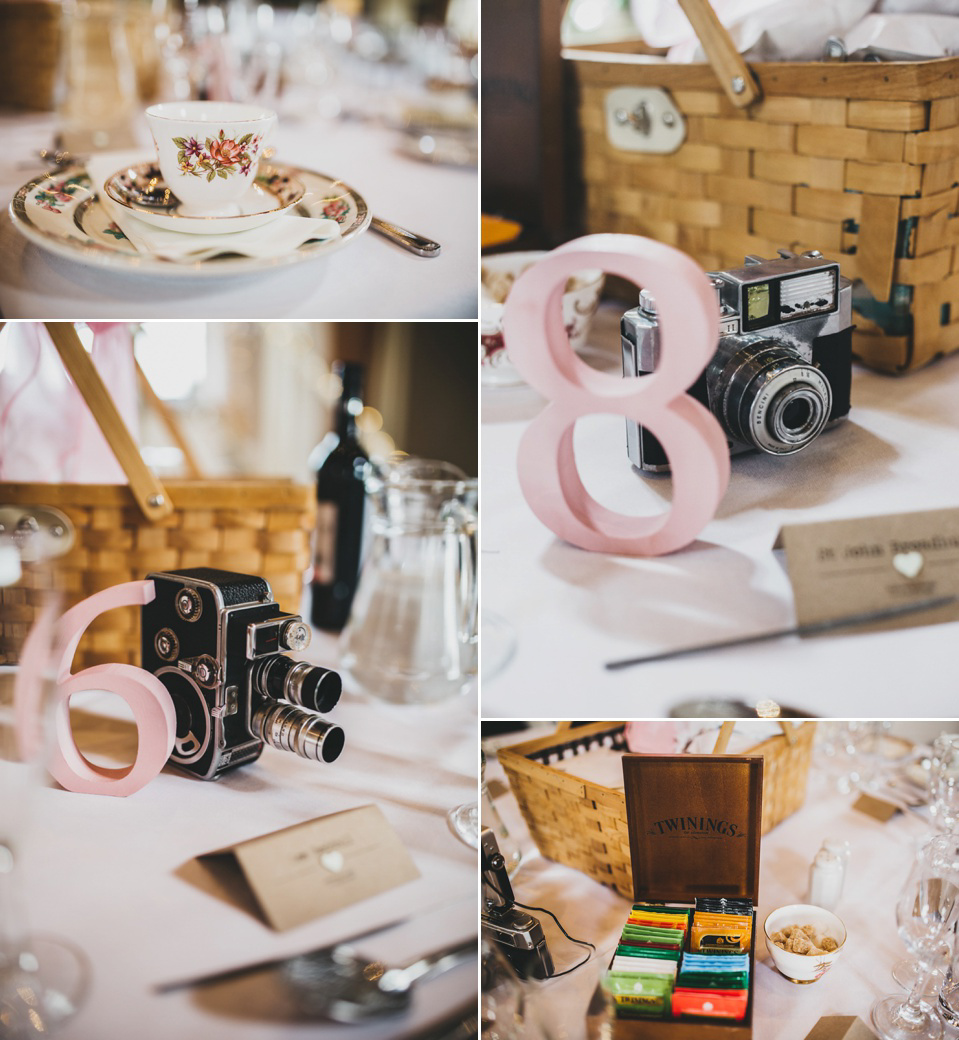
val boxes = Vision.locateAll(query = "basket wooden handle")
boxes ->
[711,719,799,754]
[676,0,762,108]
[44,323,174,522]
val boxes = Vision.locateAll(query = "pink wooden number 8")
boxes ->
[502,233,731,555]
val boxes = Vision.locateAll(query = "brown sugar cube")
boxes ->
[821,937,839,952]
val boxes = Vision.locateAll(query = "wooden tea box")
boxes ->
[613,754,764,1039]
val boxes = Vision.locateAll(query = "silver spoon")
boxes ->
[281,936,476,1022]
[370,216,441,258]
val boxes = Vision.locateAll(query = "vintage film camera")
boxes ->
[481,827,554,980]
[141,567,345,780]
[622,250,853,472]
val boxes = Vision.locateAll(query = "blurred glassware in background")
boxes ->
[815,720,891,794]
[450,750,523,870]
[55,0,141,153]
[340,456,477,705]
[481,936,539,1040]
[0,527,90,1039]
[872,833,959,1040]
[480,750,522,876]
[939,920,959,1026]
[930,734,959,832]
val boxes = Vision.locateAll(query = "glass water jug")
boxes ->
[340,457,477,704]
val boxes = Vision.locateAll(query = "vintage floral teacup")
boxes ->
[145,101,277,216]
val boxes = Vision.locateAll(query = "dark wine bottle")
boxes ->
[310,361,369,632]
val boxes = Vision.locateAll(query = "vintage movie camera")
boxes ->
[141,567,344,780]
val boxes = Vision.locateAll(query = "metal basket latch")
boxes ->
[0,506,75,562]
[604,87,686,154]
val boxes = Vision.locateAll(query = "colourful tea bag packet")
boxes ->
[619,931,686,948]
[605,972,673,1018]
[691,909,753,953]
[611,955,679,976]
[616,944,682,961]
[679,952,749,972]
[677,972,749,986]
[672,987,750,1020]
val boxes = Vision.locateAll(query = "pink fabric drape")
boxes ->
[0,322,139,483]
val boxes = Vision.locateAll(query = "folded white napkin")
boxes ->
[87,153,341,263]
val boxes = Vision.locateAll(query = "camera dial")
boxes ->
[281,620,311,651]
[175,587,202,621]
[154,628,179,661]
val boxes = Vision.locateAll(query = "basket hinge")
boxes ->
[0,505,75,562]
[604,87,686,154]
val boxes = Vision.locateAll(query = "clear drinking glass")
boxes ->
[481,936,541,1040]
[872,835,959,1040]
[938,928,959,1026]
[55,0,140,153]
[0,579,90,1037]
[930,734,959,832]
[892,832,959,998]
[340,457,477,704]
[450,751,522,873]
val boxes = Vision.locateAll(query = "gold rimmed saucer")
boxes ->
[103,163,306,235]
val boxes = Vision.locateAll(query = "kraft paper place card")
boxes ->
[852,792,900,823]
[776,507,959,632]
[804,1016,878,1040]
[200,804,421,931]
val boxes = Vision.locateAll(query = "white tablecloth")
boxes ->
[483,729,952,1040]
[481,306,959,718]
[12,626,477,1040]
[0,111,477,319]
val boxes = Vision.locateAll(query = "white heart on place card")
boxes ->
[319,850,345,874]
[892,551,924,579]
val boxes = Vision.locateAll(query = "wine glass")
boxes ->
[938,930,959,1026]
[872,835,959,1040]
[0,541,90,1037]
[930,734,959,832]
[449,751,522,876]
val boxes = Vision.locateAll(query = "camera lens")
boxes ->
[251,702,345,762]
[714,340,831,455]
[251,656,342,713]
[781,398,811,431]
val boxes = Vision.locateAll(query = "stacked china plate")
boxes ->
[9,102,371,277]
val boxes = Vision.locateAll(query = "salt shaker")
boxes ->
[808,840,846,911]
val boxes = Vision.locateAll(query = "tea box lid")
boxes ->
[621,754,763,904]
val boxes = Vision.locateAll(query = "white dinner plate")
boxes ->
[9,160,370,277]
[102,162,307,235]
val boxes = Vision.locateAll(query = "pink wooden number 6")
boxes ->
[16,580,177,797]
[502,233,731,555]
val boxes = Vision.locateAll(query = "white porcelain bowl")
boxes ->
[764,904,847,984]
[145,101,277,216]
[481,250,605,386]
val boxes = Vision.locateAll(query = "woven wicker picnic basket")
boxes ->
[564,0,959,372]
[0,324,314,671]
[498,719,816,899]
